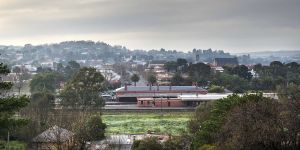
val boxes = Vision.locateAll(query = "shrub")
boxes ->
[208,85,224,93]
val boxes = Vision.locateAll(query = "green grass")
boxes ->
[0,140,27,150]
[102,112,192,135]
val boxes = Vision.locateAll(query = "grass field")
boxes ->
[0,140,27,150]
[102,112,192,135]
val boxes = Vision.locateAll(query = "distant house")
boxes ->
[211,66,224,73]
[249,69,259,78]
[213,57,238,67]
[32,125,74,150]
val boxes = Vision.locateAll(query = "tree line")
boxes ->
[164,59,300,93]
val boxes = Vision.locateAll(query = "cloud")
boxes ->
[0,0,299,52]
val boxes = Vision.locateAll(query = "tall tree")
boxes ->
[189,94,267,149]
[164,61,178,72]
[188,63,211,86]
[189,93,300,150]
[232,65,252,80]
[147,74,157,86]
[0,63,30,148]
[177,58,188,66]
[64,60,80,79]
[60,67,105,108]
[131,74,140,86]
[30,71,63,94]
[217,98,282,150]
[171,73,184,86]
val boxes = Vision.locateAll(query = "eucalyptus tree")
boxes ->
[60,67,105,108]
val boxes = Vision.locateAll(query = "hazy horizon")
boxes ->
[1,0,300,52]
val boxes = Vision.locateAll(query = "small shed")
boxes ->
[32,125,74,150]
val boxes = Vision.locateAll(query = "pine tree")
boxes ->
[0,62,30,147]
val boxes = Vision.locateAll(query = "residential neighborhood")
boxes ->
[0,0,300,150]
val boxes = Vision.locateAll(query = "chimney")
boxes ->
[125,84,128,91]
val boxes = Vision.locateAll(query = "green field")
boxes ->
[102,112,192,135]
[0,140,27,150]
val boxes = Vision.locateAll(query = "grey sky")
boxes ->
[0,0,299,52]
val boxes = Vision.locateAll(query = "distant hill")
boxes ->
[236,50,300,58]
[1,41,298,65]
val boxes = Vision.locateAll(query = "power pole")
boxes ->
[6,130,10,150]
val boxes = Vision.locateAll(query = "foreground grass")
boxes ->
[0,140,27,150]
[102,112,192,135]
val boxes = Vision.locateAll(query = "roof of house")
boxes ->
[214,57,238,66]
[115,86,206,92]
[32,125,74,143]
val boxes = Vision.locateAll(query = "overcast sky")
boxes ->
[0,0,299,52]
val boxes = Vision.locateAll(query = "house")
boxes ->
[32,125,74,150]
[249,69,259,78]
[211,66,224,73]
[213,57,238,67]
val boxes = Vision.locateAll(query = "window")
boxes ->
[141,101,143,104]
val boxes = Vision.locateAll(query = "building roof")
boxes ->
[179,93,231,101]
[179,93,278,101]
[32,125,74,143]
[214,57,238,66]
[116,86,206,92]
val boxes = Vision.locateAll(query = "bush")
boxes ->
[86,115,106,140]
[131,137,163,150]
[198,144,216,150]
[208,85,224,93]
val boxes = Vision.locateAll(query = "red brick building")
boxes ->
[115,85,207,103]
[137,98,185,107]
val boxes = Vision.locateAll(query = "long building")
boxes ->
[115,85,208,102]
[137,93,278,107]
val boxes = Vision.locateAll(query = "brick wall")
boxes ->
[137,98,185,107]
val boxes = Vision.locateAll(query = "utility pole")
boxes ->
[161,96,163,116]
[6,130,10,150]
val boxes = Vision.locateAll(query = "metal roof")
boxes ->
[116,86,206,92]
[179,93,231,101]
[179,93,278,101]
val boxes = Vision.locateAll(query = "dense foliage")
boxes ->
[188,93,300,150]
[0,63,30,146]
[165,59,300,93]
[131,74,140,86]
[60,67,105,108]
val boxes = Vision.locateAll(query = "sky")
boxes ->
[0,0,300,52]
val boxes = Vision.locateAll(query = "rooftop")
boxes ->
[116,86,206,92]
[32,125,74,143]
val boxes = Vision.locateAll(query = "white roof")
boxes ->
[179,93,278,101]
[179,93,232,101]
